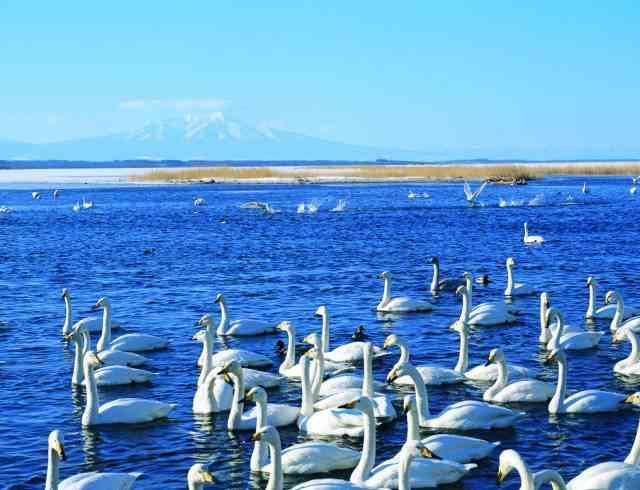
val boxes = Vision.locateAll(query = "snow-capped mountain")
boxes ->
[0,114,431,162]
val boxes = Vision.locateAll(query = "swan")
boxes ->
[606,290,640,333]
[376,272,433,313]
[523,222,544,245]
[387,360,525,429]
[219,361,298,430]
[429,257,464,293]
[315,305,385,363]
[249,388,361,475]
[32,191,41,199]
[276,320,349,378]
[384,334,464,386]
[497,449,567,489]
[73,319,147,367]
[312,342,397,421]
[463,181,488,207]
[395,395,499,463]
[545,348,628,414]
[214,293,277,336]
[61,288,121,335]
[463,275,518,326]
[566,400,640,489]
[613,327,640,375]
[93,297,168,352]
[546,307,602,351]
[192,196,206,206]
[504,257,536,297]
[65,322,154,386]
[297,355,366,437]
[195,313,272,368]
[483,348,554,403]
[586,278,640,320]
[45,430,140,490]
[331,199,347,212]
[192,329,233,413]
[81,197,93,209]
[581,182,589,194]
[187,463,216,490]
[53,189,61,198]
[81,351,175,426]
[538,292,586,344]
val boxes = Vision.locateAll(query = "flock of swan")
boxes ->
[41,252,640,489]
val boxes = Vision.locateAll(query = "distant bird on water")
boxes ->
[463,181,488,207]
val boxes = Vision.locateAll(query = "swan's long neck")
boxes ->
[534,470,567,490]
[198,332,213,386]
[216,298,230,335]
[71,333,85,385]
[362,344,374,398]
[379,276,391,308]
[486,357,508,400]
[549,354,567,414]
[540,295,551,343]
[280,326,296,371]
[62,296,72,335]
[624,414,640,464]
[405,400,420,444]
[624,330,640,366]
[201,369,219,412]
[45,444,60,490]
[508,451,536,490]
[466,276,473,310]
[82,358,100,425]
[430,262,439,292]
[506,262,514,296]
[265,432,283,490]
[96,305,112,352]
[350,404,376,484]
[311,348,325,401]
[586,282,596,318]
[405,363,430,425]
[548,314,564,351]
[397,450,414,490]
[454,326,469,373]
[524,223,529,240]
[250,399,269,472]
[227,371,245,430]
[320,310,330,353]
[187,476,203,490]
[458,285,471,323]
[300,358,314,417]
[392,339,410,375]
[611,295,624,333]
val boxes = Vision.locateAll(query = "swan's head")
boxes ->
[613,327,630,344]
[545,307,562,329]
[196,314,214,328]
[386,362,411,383]
[485,348,505,366]
[92,297,110,310]
[219,360,242,377]
[48,430,66,461]
[192,329,208,343]
[338,395,376,416]
[84,350,104,368]
[586,276,596,287]
[402,395,417,415]
[544,348,565,365]
[303,332,322,349]
[540,292,550,308]
[624,392,640,405]
[61,288,70,299]
[428,257,439,265]
[605,290,619,305]
[314,305,327,317]
[187,463,215,486]
[276,321,292,333]
[506,257,516,268]
[252,425,280,445]
[455,285,468,297]
[241,386,267,405]
[379,271,391,280]
[383,334,400,350]
[214,293,224,304]
[497,449,521,484]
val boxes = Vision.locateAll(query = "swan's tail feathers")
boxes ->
[464,463,478,472]
[372,346,391,357]
[492,441,502,448]
[129,472,144,479]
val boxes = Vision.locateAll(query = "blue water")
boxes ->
[1,178,639,489]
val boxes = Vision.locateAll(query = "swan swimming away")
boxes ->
[613,327,640,375]
[45,430,141,490]
[81,351,176,426]
[504,257,536,297]
[376,271,433,313]
[213,293,277,336]
[483,348,554,403]
[463,181,489,207]
[429,256,465,293]
[586,278,640,320]
[497,449,567,489]
[523,222,544,245]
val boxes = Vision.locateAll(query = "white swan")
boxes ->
[538,293,585,344]
[546,348,628,414]
[94,297,168,352]
[587,278,640,320]
[613,327,640,375]
[429,257,464,293]
[396,395,499,463]
[195,313,272,368]
[384,333,464,386]
[376,272,433,313]
[497,449,567,489]
[61,288,118,335]
[312,342,397,421]
[606,290,640,333]
[65,322,154,386]
[463,181,488,207]
[220,361,298,430]
[187,463,216,490]
[249,388,360,475]
[74,319,147,367]
[581,182,589,194]
[192,329,233,413]
[566,401,640,489]
[463,275,518,326]
[32,191,41,199]
[214,293,277,336]
[81,351,175,426]
[483,349,554,403]
[45,430,140,490]
[387,360,524,429]
[546,307,602,351]
[315,305,385,363]
[504,257,536,297]
[523,222,544,245]
[192,196,206,206]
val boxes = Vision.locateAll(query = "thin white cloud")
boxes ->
[119,98,228,111]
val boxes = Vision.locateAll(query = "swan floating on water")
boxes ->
[192,196,205,206]
[523,222,544,245]
[463,181,488,207]
[605,290,640,333]
[72,201,81,212]
[581,182,589,194]
[81,197,93,209]
[586,278,640,320]
[376,271,433,313]
[213,293,277,336]
[331,199,347,212]
[187,463,216,489]
[497,449,566,489]
[504,257,536,297]
[32,191,41,200]
[460,278,518,327]
[73,319,147,367]
[613,327,640,375]
[429,257,465,293]
[546,307,602,351]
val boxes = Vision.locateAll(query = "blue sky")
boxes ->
[1,1,639,157]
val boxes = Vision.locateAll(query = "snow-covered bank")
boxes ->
[0,167,150,185]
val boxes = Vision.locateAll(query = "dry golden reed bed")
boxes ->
[132,162,640,183]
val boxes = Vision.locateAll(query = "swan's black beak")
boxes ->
[95,354,105,366]
[338,399,358,409]
[484,357,493,367]
[386,371,398,384]
[420,446,440,460]
[59,443,66,461]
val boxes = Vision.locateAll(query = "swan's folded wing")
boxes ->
[98,398,175,423]
[272,442,360,474]
[564,390,626,413]
[367,459,474,488]
[59,471,140,489]
[567,463,640,490]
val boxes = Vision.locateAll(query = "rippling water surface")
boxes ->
[1,177,639,489]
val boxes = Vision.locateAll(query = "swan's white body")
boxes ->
[464,274,518,326]
[523,222,544,245]
[214,293,277,336]
[192,328,233,413]
[306,309,369,367]
[607,291,640,336]
[389,361,524,430]
[539,293,588,344]
[614,327,640,375]
[376,272,433,313]
[94,298,167,353]
[586,279,640,320]
[32,191,41,199]
[193,197,205,206]
[61,289,122,336]
[463,181,488,207]
[547,349,627,414]
[81,197,93,209]
[81,351,175,426]
[504,257,536,297]
[545,307,602,351]
[497,449,567,490]
[483,349,554,403]
[92,348,147,367]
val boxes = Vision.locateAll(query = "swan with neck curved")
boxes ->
[45,430,141,490]
[523,222,545,245]
[81,351,176,426]
[187,463,216,490]
[214,292,277,336]
[613,327,640,375]
[376,271,433,313]
[463,275,518,326]
[539,293,586,344]
[587,278,639,320]
[606,290,640,334]
[61,288,118,335]
[483,348,554,403]
[219,360,298,430]
[388,360,524,429]
[504,257,536,297]
[497,449,566,489]
[546,348,628,414]
[65,321,154,386]
[546,307,602,351]
[429,257,464,293]
[195,313,273,368]
[93,297,168,352]
[191,328,233,413]
[72,319,147,367]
